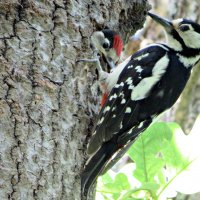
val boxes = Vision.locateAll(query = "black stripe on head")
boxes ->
[180,19,200,33]
[170,25,200,57]
[171,29,186,48]
[102,29,117,48]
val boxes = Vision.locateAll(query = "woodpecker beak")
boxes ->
[106,58,116,69]
[148,12,173,32]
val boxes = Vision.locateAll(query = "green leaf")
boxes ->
[97,172,130,199]
[119,182,159,200]
[128,122,175,184]
[97,115,200,200]
[114,173,131,191]
[158,116,200,198]
[127,121,192,199]
[102,173,114,185]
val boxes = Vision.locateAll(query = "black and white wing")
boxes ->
[81,44,170,197]
[87,44,169,154]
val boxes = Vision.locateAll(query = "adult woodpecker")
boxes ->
[81,29,123,107]
[81,12,200,197]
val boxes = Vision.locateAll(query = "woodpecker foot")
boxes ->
[76,56,109,83]
[76,58,99,63]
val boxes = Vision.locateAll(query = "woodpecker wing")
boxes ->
[87,45,169,154]
[82,45,170,197]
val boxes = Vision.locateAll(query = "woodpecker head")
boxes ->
[148,12,200,52]
[91,29,123,68]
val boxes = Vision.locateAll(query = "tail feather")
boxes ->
[81,142,118,198]
[81,119,153,198]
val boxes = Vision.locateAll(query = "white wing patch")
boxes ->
[104,106,110,113]
[135,66,143,73]
[135,53,149,61]
[131,54,169,101]
[115,82,124,88]
[125,107,132,113]
[126,77,133,85]
[121,99,126,104]
[138,121,144,128]
[128,85,134,90]
[98,117,104,125]
[127,65,133,69]
[112,106,116,111]
[109,93,117,101]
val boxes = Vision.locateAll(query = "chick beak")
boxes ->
[106,58,116,69]
[148,12,173,32]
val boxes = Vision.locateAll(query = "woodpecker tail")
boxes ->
[81,119,153,198]
[81,141,118,198]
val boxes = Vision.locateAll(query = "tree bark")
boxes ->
[0,0,150,199]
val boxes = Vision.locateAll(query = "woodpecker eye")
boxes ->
[179,25,190,32]
[102,42,110,49]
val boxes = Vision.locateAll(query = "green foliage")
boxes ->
[96,115,200,200]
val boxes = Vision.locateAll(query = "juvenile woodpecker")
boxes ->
[80,29,123,107]
[91,29,123,70]
[82,12,200,197]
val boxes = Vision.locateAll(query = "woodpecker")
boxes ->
[92,29,123,107]
[91,29,123,70]
[79,29,123,107]
[82,12,200,198]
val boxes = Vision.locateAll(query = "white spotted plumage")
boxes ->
[131,54,169,101]
[135,65,143,73]
[125,107,131,113]
[135,53,149,61]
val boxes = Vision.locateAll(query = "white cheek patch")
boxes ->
[91,31,105,50]
[173,20,200,49]
[181,31,200,49]
[166,33,183,51]
[172,19,184,28]
[104,38,110,46]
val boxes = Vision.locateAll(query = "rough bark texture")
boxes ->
[0,0,150,199]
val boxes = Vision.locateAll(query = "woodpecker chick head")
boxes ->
[148,12,200,51]
[91,29,123,68]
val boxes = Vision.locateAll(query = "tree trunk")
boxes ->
[0,0,150,199]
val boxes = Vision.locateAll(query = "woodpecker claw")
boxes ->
[76,58,99,63]
[76,54,105,76]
